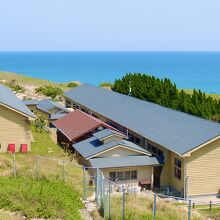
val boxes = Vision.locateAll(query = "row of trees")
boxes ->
[112,73,220,122]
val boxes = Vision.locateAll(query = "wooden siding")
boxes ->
[0,105,32,152]
[146,140,184,194]
[170,152,184,194]
[101,166,153,185]
[27,106,49,120]
[27,106,50,125]
[102,135,124,144]
[186,138,220,196]
[98,146,142,157]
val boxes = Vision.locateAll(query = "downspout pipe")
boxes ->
[184,157,188,200]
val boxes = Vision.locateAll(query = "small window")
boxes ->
[174,158,182,180]
[92,113,99,118]
[129,134,135,142]
[151,146,157,154]
[109,172,116,181]
[147,145,151,151]
[81,108,87,113]
[125,171,131,180]
[66,100,72,108]
[134,137,141,144]
[131,171,137,180]
[117,172,124,181]
[157,149,164,158]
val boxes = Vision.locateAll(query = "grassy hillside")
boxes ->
[0,71,77,90]
[0,177,83,219]
[0,71,80,100]
[0,127,85,219]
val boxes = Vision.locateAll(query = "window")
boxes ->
[129,133,140,145]
[92,113,99,118]
[66,100,72,108]
[147,143,164,158]
[117,172,123,181]
[134,137,141,144]
[109,171,137,181]
[125,171,131,180]
[151,146,157,154]
[81,108,87,113]
[131,171,137,179]
[157,149,163,158]
[109,172,116,181]
[174,158,182,180]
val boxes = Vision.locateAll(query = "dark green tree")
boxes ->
[112,73,220,122]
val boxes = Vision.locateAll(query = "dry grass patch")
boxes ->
[108,195,204,220]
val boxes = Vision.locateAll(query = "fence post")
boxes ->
[188,200,191,220]
[12,153,16,178]
[103,179,106,220]
[36,156,39,180]
[83,166,86,200]
[152,194,157,219]
[94,173,97,204]
[100,173,103,202]
[62,160,65,182]
[122,188,125,220]
[109,182,111,219]
[96,168,99,205]
[209,201,212,211]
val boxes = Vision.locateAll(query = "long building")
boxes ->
[64,83,220,198]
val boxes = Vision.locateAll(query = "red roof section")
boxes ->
[53,109,119,141]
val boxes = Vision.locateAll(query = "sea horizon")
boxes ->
[0,51,219,93]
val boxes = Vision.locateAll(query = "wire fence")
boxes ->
[3,153,220,220]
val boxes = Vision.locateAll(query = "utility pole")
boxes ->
[128,81,131,96]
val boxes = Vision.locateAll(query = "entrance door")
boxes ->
[154,166,163,187]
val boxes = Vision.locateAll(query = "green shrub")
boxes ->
[67,82,78,88]
[32,115,46,132]
[5,79,25,93]
[35,85,63,99]
[0,176,83,219]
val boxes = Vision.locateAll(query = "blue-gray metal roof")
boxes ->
[73,135,150,159]
[49,113,67,120]
[93,128,127,140]
[37,99,67,113]
[23,99,39,105]
[0,84,35,118]
[23,99,69,114]
[89,155,161,169]
[65,84,220,155]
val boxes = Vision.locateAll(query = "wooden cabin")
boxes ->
[0,85,35,152]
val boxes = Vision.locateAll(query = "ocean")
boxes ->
[0,52,219,93]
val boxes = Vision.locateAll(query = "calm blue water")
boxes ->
[0,52,219,93]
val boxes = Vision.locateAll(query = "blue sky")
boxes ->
[0,0,220,51]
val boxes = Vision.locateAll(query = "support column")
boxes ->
[126,128,129,137]
[151,166,154,189]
